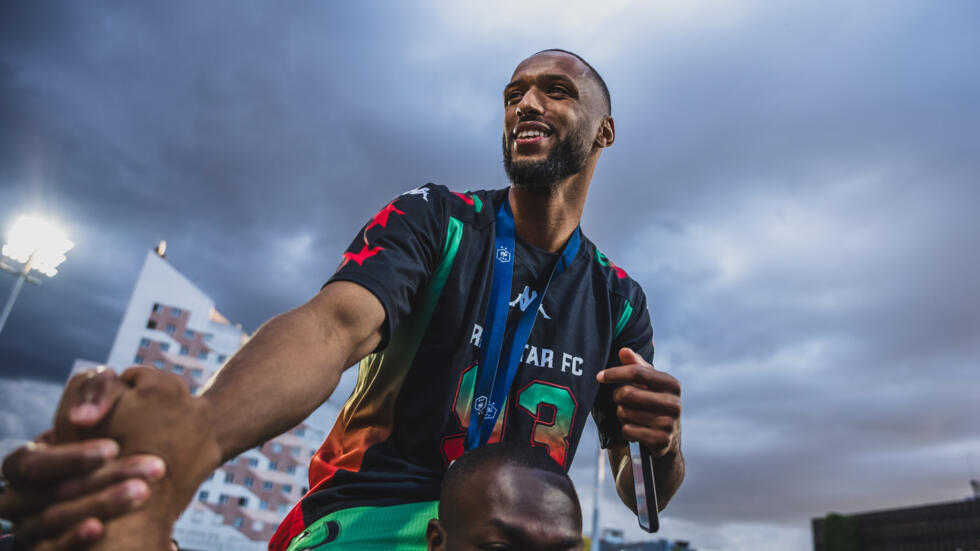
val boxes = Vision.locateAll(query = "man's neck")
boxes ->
[508,176,590,253]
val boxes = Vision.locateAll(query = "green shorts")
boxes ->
[285,501,439,551]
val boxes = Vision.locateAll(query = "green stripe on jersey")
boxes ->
[613,298,633,339]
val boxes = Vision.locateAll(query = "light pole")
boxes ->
[0,215,74,337]
[590,445,606,551]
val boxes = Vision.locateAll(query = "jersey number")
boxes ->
[441,366,578,468]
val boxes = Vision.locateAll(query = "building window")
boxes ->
[237,496,248,507]
[281,484,292,494]
[247,458,258,468]
[180,345,189,356]
[153,360,165,369]
[290,446,300,456]
[184,329,194,339]
[152,303,161,313]
[262,481,273,491]
[140,338,151,348]
[172,364,183,374]
[259,500,269,511]
[277,504,289,514]
[197,351,208,360]
[271,443,282,453]
[159,342,169,352]
[189,385,198,395]
[243,476,254,488]
[146,320,157,329]
[252,520,264,531]
[134,355,144,364]
[171,308,182,317]
[295,427,305,437]
[166,324,176,335]
[232,516,243,528]
[224,472,234,483]
[287,465,297,475]
[268,461,278,472]
[204,333,213,342]
[191,368,203,378]
[218,494,229,504]
[217,354,227,363]
[198,490,208,502]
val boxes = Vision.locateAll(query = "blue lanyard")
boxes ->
[466,195,581,450]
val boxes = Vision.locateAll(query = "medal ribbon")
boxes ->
[466,195,580,450]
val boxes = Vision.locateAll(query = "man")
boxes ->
[426,442,583,551]
[0,49,684,550]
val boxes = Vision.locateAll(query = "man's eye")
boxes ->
[506,91,523,104]
[549,85,569,95]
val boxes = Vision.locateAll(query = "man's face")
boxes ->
[502,52,605,193]
[433,463,583,551]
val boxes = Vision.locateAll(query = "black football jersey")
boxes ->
[273,184,654,545]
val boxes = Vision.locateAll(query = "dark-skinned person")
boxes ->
[426,442,584,551]
[0,49,684,550]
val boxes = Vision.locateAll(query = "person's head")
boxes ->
[502,49,615,195]
[427,442,583,551]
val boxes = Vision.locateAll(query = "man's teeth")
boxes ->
[516,130,547,139]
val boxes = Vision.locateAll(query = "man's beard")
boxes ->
[503,125,591,194]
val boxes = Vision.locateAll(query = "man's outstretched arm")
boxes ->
[200,280,384,462]
[0,280,385,550]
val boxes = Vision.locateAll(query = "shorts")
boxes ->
[285,501,439,551]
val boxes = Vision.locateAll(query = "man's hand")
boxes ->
[597,348,681,457]
[74,366,223,550]
[0,368,165,550]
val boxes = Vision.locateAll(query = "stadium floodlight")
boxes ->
[0,215,74,337]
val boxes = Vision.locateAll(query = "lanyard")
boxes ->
[466,195,581,450]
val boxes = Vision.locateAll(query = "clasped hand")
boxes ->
[0,366,221,550]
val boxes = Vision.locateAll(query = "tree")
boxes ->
[822,512,859,551]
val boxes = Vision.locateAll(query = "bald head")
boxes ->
[428,443,583,551]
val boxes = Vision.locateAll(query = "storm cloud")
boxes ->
[1,2,978,549]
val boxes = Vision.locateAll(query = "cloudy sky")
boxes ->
[1,1,978,549]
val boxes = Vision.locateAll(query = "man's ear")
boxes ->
[426,518,447,551]
[594,116,615,148]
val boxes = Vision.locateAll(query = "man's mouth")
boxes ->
[512,122,553,147]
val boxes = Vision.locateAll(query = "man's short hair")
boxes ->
[535,48,611,115]
[438,442,580,524]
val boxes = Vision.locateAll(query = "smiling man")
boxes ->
[0,49,684,551]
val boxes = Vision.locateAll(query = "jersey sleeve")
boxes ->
[326,184,446,350]
[592,287,655,449]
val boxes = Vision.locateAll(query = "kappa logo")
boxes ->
[401,187,429,202]
[496,246,512,264]
[475,395,488,413]
[509,286,551,319]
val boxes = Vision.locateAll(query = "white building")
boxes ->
[72,247,326,549]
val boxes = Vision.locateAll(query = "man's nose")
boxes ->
[516,88,544,118]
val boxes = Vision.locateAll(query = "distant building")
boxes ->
[598,528,690,551]
[71,248,326,549]
[812,494,980,551]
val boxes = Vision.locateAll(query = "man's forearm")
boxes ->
[610,444,685,512]
[200,282,384,464]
